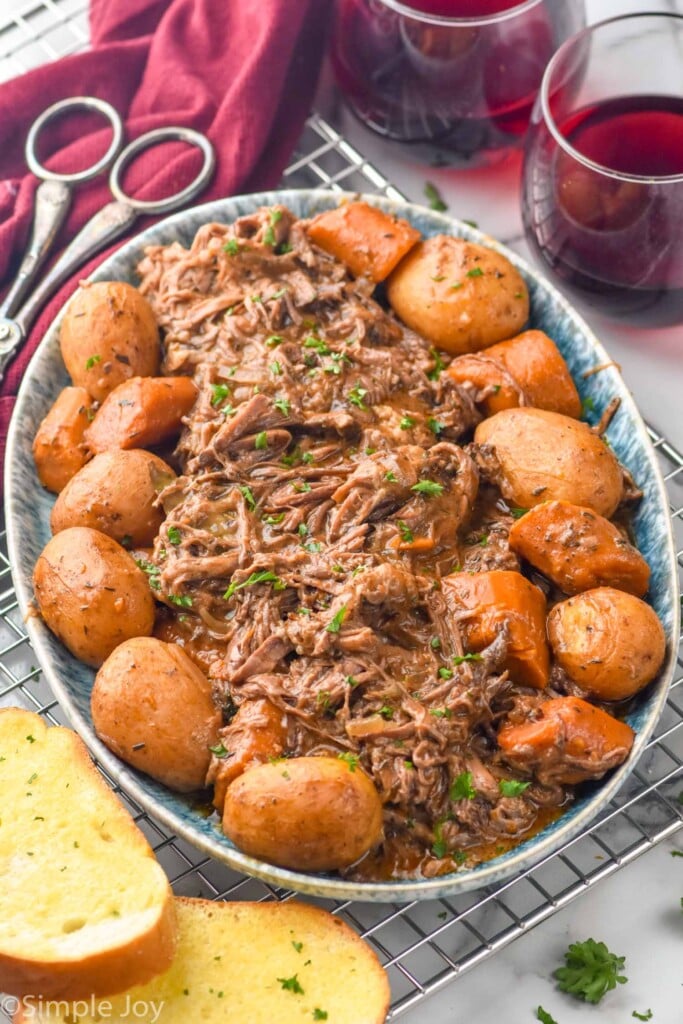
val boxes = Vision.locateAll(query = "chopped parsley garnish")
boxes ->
[554,938,627,1004]
[224,570,285,600]
[298,523,309,537]
[135,557,161,590]
[431,820,448,858]
[167,526,182,546]
[438,667,453,680]
[293,481,311,493]
[348,383,368,409]
[304,335,330,355]
[466,266,484,278]
[462,219,478,229]
[211,382,231,406]
[424,181,448,212]
[379,705,394,720]
[427,346,446,381]
[85,355,101,370]
[452,850,467,865]
[429,708,452,719]
[291,940,303,953]
[338,751,359,772]
[263,226,276,246]
[632,1012,653,1021]
[451,281,463,290]
[427,417,444,435]
[266,334,284,348]
[277,974,304,995]
[452,653,483,665]
[536,1008,558,1024]
[313,1010,328,1021]
[208,742,229,758]
[304,540,321,554]
[431,274,445,282]
[274,396,290,415]
[345,675,359,688]
[326,605,348,633]
[223,239,240,255]
[478,533,489,546]
[168,594,192,607]
[278,241,294,254]
[254,431,268,450]
[264,513,285,525]
[316,691,331,711]
[270,208,283,225]
[270,360,282,376]
[400,415,415,430]
[450,771,476,801]
[271,288,288,299]
[397,520,414,543]
[385,470,398,483]
[412,480,444,497]
[582,396,596,414]
[302,451,314,464]
[499,779,531,797]
[430,636,441,650]
[510,507,529,519]
[239,485,256,510]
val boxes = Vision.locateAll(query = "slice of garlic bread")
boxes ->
[0,708,175,998]
[15,897,390,1023]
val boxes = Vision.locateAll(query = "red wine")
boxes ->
[331,0,583,166]
[404,1,528,14]
[522,94,683,325]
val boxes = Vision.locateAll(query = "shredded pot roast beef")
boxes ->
[136,206,622,880]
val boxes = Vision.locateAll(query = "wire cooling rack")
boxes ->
[1,2,682,1020]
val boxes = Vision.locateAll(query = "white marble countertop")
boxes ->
[331,1,683,1021]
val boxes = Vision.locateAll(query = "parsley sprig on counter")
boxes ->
[554,938,627,1003]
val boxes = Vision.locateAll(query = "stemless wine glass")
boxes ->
[522,12,683,327]
[330,0,585,167]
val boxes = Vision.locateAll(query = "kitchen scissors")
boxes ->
[0,95,215,381]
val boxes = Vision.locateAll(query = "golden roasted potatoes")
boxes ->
[32,386,94,493]
[474,407,623,516]
[92,637,222,792]
[222,755,383,871]
[442,569,550,689]
[50,449,176,547]
[33,528,155,667]
[60,281,160,401]
[509,500,650,596]
[547,587,666,701]
[386,235,529,353]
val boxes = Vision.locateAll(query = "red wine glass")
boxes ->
[330,0,585,168]
[521,12,683,327]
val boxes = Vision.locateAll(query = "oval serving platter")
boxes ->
[5,189,679,902]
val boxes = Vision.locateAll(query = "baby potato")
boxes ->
[474,407,623,517]
[85,376,198,452]
[442,569,550,689]
[386,234,529,354]
[32,386,94,493]
[60,281,160,401]
[509,500,650,596]
[33,527,155,667]
[307,201,420,282]
[547,587,666,701]
[50,449,176,547]
[498,696,634,784]
[92,637,222,793]
[447,330,581,418]
[222,755,383,871]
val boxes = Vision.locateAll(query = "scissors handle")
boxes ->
[14,200,138,340]
[0,180,72,321]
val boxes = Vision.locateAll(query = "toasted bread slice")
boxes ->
[15,897,390,1023]
[0,708,175,999]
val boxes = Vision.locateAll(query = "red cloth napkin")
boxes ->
[0,0,331,475]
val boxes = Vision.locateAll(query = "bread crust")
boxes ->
[0,708,176,999]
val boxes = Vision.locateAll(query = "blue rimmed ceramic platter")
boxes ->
[5,189,679,902]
